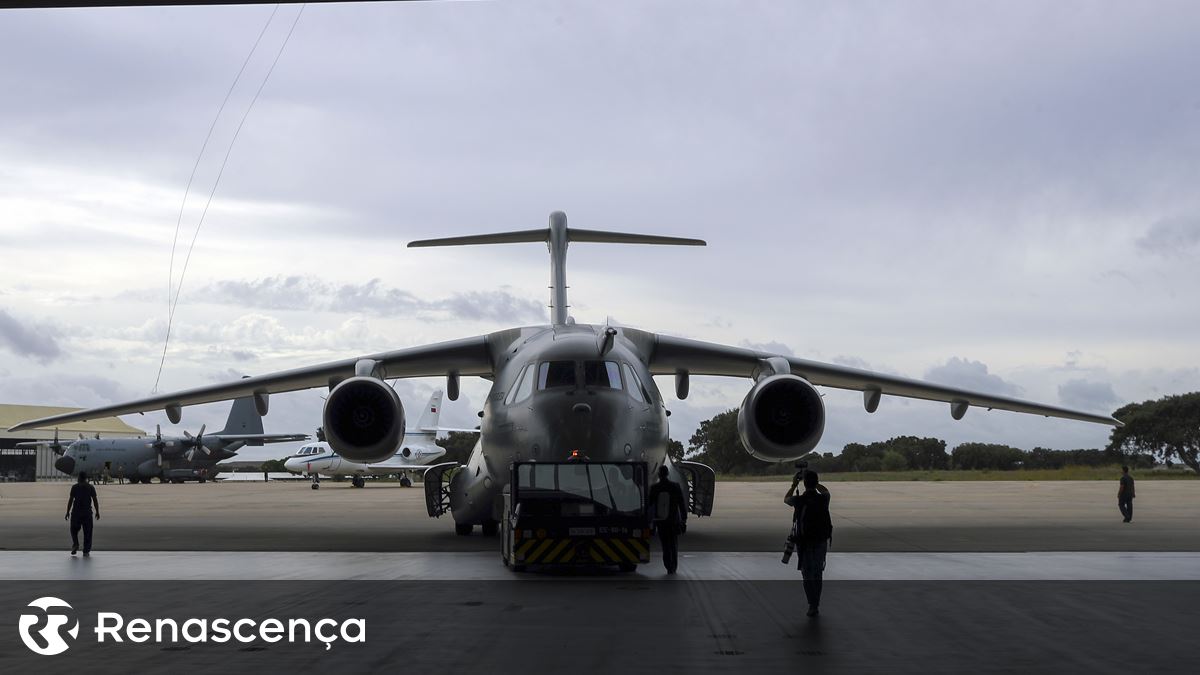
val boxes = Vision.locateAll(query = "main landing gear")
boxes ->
[399,473,413,488]
[351,475,366,488]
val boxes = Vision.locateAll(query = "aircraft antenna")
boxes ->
[408,212,705,325]
[153,5,306,392]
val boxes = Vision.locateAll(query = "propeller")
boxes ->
[182,424,209,462]
[145,424,173,467]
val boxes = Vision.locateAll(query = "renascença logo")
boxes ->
[19,597,80,656]
[16,596,366,655]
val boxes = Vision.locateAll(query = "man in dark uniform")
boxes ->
[785,470,832,617]
[647,465,687,574]
[1118,465,1136,523]
[65,472,100,556]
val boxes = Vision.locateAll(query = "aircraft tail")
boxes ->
[409,211,705,325]
[415,390,444,432]
[216,396,264,436]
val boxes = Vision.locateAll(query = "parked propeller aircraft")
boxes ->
[48,396,308,483]
[284,389,478,489]
[11,212,1121,533]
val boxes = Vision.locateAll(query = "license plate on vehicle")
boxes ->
[568,527,596,536]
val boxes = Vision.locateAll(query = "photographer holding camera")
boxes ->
[784,462,833,617]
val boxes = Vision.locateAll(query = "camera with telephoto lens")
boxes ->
[781,460,809,564]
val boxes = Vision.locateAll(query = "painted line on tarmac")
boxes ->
[1,551,1198,582]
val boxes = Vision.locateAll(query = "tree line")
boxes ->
[683,391,1200,475]
[262,391,1199,476]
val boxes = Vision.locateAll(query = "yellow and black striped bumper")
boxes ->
[514,537,650,565]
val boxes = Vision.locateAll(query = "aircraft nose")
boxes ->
[55,456,76,475]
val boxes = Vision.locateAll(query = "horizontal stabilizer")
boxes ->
[406,212,705,325]
[568,228,705,246]
[409,227,706,249]
[408,229,548,247]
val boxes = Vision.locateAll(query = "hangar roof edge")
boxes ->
[0,404,146,439]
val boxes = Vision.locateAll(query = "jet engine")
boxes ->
[737,374,825,461]
[322,377,406,463]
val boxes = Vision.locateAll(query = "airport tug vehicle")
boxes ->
[502,459,651,572]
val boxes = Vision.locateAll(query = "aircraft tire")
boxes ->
[311,483,320,490]
[455,522,474,536]
[199,478,207,484]
[352,476,365,488]
[399,475,412,488]
[481,520,499,536]
[618,563,637,573]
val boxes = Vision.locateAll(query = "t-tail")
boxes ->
[408,211,705,325]
[415,390,444,432]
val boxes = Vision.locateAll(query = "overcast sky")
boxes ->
[1,1,1198,461]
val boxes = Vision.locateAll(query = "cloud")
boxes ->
[1136,216,1200,256]
[739,340,795,357]
[2,374,135,408]
[923,358,1021,397]
[0,308,62,363]
[1057,379,1121,411]
[179,276,544,324]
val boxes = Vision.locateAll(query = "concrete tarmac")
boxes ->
[1,479,1197,552]
[1,480,1196,674]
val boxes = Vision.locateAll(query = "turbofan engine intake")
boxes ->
[737,374,825,461]
[322,377,406,463]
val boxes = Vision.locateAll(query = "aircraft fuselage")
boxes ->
[450,323,677,526]
[53,437,236,480]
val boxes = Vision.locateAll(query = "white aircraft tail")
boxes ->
[409,212,705,326]
[415,390,444,432]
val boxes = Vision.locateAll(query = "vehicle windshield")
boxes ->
[516,463,645,515]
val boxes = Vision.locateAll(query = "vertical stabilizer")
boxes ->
[408,212,705,325]
[217,396,265,436]
[416,390,444,431]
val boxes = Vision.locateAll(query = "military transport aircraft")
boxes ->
[284,389,478,489]
[49,395,308,483]
[12,212,1120,534]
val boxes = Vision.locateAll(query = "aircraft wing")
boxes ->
[644,333,1122,426]
[8,336,494,432]
[213,434,310,444]
[364,463,443,475]
[14,441,68,451]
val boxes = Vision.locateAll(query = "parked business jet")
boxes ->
[284,390,475,489]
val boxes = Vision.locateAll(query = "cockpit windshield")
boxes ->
[583,361,622,390]
[537,361,576,389]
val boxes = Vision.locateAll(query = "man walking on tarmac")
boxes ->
[786,470,833,617]
[648,465,687,574]
[1118,465,1136,523]
[65,472,100,557]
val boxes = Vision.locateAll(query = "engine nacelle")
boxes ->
[322,376,406,463]
[737,374,825,461]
